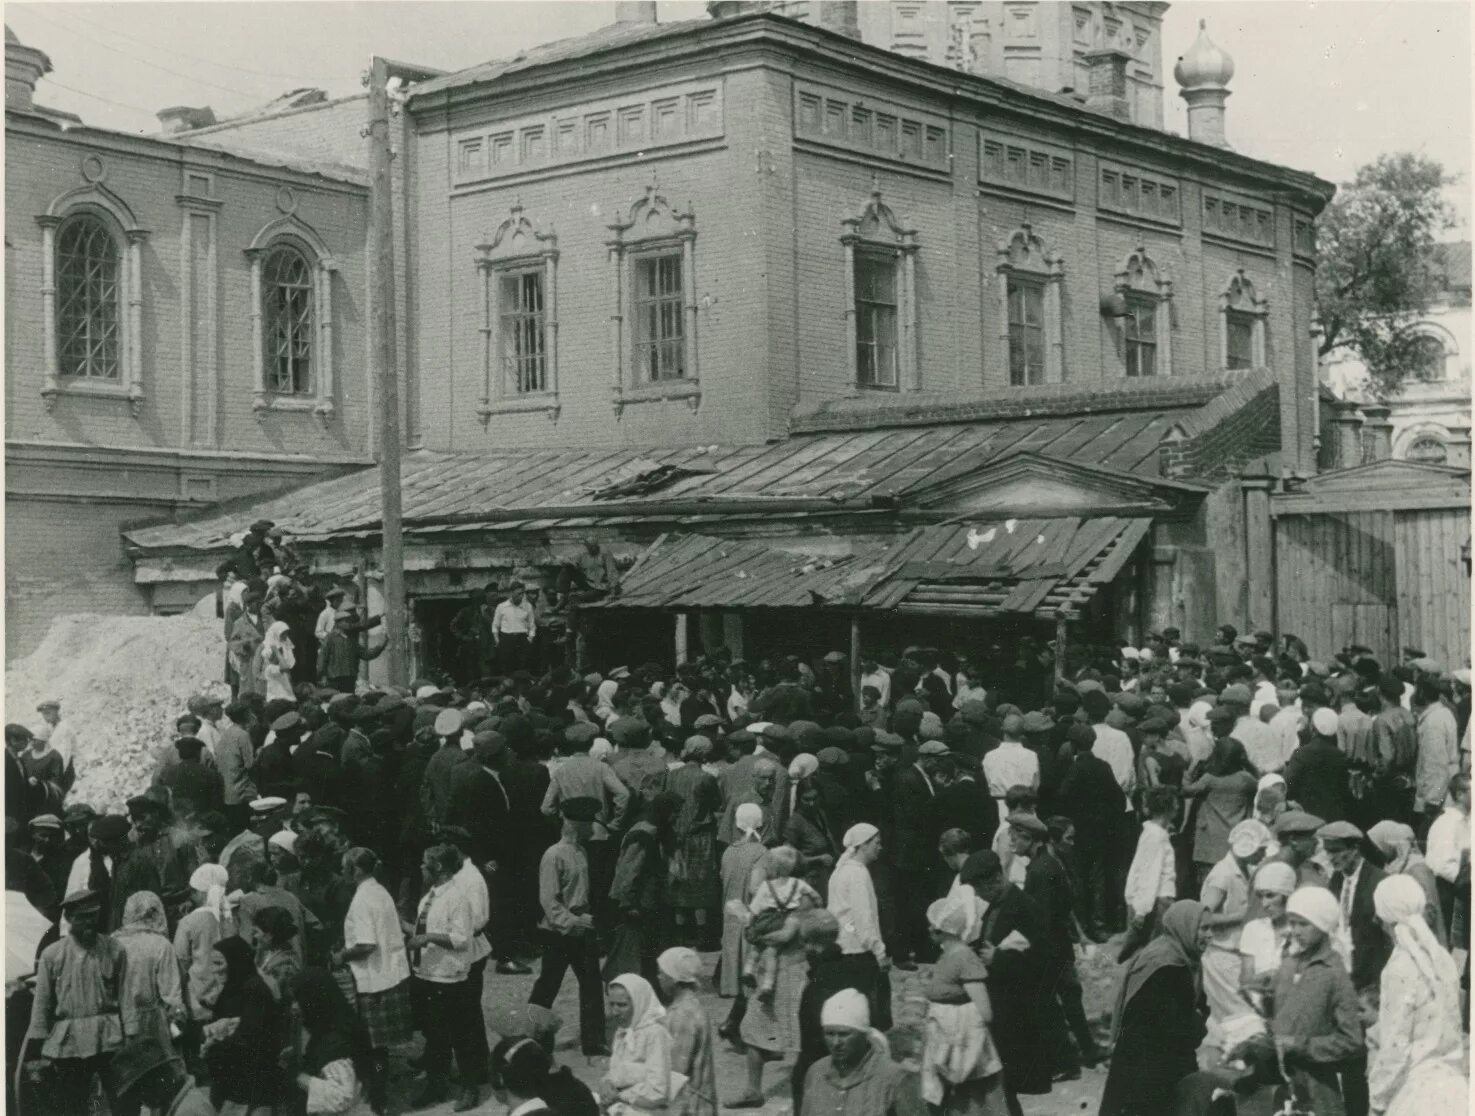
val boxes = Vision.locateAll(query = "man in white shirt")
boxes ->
[1425,773,1470,940]
[828,823,888,973]
[407,842,480,1111]
[316,588,345,644]
[491,583,538,674]
[859,658,891,710]
[441,827,494,1077]
[1265,678,1303,767]
[982,714,1040,824]
[1119,786,1179,959]
[1220,684,1284,774]
[1082,691,1135,806]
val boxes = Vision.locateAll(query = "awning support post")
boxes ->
[1054,610,1069,685]
[674,612,688,666]
[850,614,862,715]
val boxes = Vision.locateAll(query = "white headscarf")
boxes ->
[837,822,879,868]
[735,802,764,842]
[595,680,619,720]
[262,621,294,666]
[609,972,666,1034]
[1285,886,1340,935]
[190,863,230,924]
[1373,873,1458,989]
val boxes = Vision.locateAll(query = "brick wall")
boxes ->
[406,35,1326,464]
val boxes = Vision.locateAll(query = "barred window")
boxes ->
[634,253,685,382]
[1125,297,1158,377]
[56,214,121,381]
[1007,277,1046,386]
[263,245,314,394]
[499,270,547,394]
[855,251,899,389]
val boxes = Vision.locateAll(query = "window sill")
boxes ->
[42,379,144,417]
[253,395,334,423]
[613,380,702,416]
[477,394,561,424]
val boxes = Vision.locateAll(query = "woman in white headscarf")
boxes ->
[718,804,768,1015]
[601,973,675,1116]
[657,948,717,1116]
[1199,817,1271,1050]
[1237,859,1298,988]
[595,680,621,725]
[259,620,296,702]
[825,822,890,1032]
[175,862,234,1019]
[1367,875,1467,1116]
[1368,823,1447,946]
[920,895,1006,1116]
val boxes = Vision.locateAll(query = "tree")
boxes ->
[1316,153,1456,398]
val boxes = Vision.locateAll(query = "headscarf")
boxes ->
[210,935,268,1019]
[926,894,973,940]
[595,680,619,720]
[1252,860,1297,897]
[1373,874,1459,990]
[1285,886,1340,934]
[734,803,764,842]
[609,973,666,1035]
[118,890,168,936]
[1111,899,1205,1044]
[819,989,890,1059]
[656,947,703,985]
[1367,821,1422,873]
[1228,818,1271,860]
[837,822,879,868]
[190,863,230,924]
[262,621,294,663]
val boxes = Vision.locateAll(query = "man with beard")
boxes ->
[27,815,71,908]
[23,890,128,1115]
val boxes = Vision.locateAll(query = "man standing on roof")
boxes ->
[492,583,538,675]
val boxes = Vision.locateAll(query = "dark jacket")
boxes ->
[1269,937,1364,1116]
[891,765,936,871]
[932,777,994,844]
[155,758,225,819]
[1023,848,1076,961]
[1284,738,1351,823]
[976,885,1050,1096]
[1056,752,1125,844]
[446,764,512,869]
[1099,963,1205,1116]
[1329,859,1392,993]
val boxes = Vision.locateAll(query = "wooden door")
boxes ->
[1274,511,1398,662]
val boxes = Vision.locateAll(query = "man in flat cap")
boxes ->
[1270,811,1329,888]
[25,889,128,1112]
[420,709,471,831]
[220,797,288,872]
[1319,820,1391,999]
[529,797,607,1056]
[27,814,71,906]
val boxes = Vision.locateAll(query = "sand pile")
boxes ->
[5,609,227,812]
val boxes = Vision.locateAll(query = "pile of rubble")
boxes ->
[5,608,227,812]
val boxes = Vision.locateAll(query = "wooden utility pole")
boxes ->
[367,57,407,686]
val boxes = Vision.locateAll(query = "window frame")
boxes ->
[1111,246,1173,381]
[842,189,919,392]
[1224,308,1256,371]
[497,266,550,396]
[631,248,687,385]
[261,242,316,397]
[1219,268,1269,372]
[996,224,1064,387]
[474,203,561,422]
[1123,293,1159,378]
[1006,275,1047,387]
[854,248,901,390]
[1405,434,1449,464]
[1408,333,1449,382]
[245,220,337,423]
[54,211,123,385]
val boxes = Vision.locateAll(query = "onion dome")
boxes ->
[1174,19,1234,89]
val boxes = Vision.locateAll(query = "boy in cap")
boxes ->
[1319,820,1391,999]
[528,797,607,1056]
[25,889,128,1112]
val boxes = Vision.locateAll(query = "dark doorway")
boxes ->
[414,595,477,685]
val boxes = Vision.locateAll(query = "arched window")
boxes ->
[1220,269,1269,371]
[1410,333,1449,381]
[55,213,121,381]
[997,223,1063,386]
[262,244,314,395]
[1111,246,1173,379]
[1406,434,1449,464]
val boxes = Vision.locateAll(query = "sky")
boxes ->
[6,0,1471,231]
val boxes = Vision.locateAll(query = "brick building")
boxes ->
[3,27,374,658]
[118,4,1334,679]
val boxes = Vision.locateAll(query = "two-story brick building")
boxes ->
[121,4,1334,678]
[2,27,383,658]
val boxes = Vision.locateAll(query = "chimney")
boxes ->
[1360,405,1393,463]
[5,26,50,113]
[1329,398,1364,470]
[1083,47,1133,122]
[707,1,768,17]
[1174,20,1234,147]
[1446,424,1471,470]
[614,0,658,23]
[156,105,217,134]
[816,1,859,39]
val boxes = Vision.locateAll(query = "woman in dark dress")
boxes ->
[1099,900,1210,1116]
[202,936,285,1115]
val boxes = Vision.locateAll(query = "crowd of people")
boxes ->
[5,598,1472,1116]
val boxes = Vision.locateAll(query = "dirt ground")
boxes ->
[396,940,1126,1116]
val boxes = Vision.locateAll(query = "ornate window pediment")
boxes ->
[842,186,920,392]
[1111,246,1173,378]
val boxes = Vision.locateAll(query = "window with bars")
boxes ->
[263,245,314,394]
[499,270,547,394]
[634,253,685,382]
[855,251,899,388]
[56,214,121,381]
[1125,297,1158,377]
[1225,309,1255,370]
[1006,277,1046,386]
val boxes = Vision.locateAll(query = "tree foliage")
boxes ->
[1316,152,1456,398]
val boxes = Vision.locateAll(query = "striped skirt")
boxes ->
[358,978,416,1048]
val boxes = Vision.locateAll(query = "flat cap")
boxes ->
[823,651,847,663]
[270,711,301,733]
[1021,710,1054,733]
[1316,820,1363,843]
[472,731,506,763]
[1006,812,1049,837]
[90,815,131,841]
[1273,810,1325,836]
[693,713,723,729]
[28,814,62,831]
[917,740,950,757]
[433,708,465,737]
[1206,704,1238,726]
[61,888,101,911]
[249,796,288,813]
[871,730,904,751]
[565,723,599,745]
[817,747,849,768]
[63,803,97,823]
[1219,684,1253,705]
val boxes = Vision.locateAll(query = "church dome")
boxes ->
[1174,20,1234,89]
